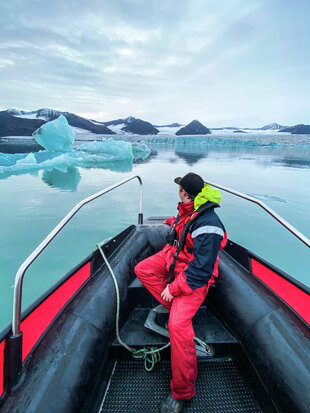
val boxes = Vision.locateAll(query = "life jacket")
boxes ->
[167,202,219,283]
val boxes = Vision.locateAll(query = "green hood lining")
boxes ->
[194,184,221,211]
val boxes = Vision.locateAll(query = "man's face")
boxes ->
[179,185,186,202]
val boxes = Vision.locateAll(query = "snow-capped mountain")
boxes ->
[2,108,307,138]
[104,117,159,135]
[0,110,45,138]
[261,123,287,131]
[6,109,115,135]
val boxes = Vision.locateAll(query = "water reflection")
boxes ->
[133,150,158,164]
[82,159,133,173]
[42,167,81,191]
[175,145,310,169]
[271,158,310,168]
[175,151,207,165]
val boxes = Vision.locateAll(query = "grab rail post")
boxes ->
[8,175,143,389]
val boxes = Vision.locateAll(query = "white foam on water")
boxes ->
[248,193,287,203]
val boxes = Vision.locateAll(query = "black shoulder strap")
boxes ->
[166,213,180,246]
[167,202,218,283]
[174,213,180,226]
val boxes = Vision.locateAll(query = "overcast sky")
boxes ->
[1,0,309,127]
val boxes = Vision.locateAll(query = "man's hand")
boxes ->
[161,285,174,302]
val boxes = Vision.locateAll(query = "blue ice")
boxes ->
[0,139,151,176]
[33,115,76,151]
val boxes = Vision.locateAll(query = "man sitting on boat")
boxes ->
[135,172,227,413]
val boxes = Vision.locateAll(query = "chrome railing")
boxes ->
[12,175,143,337]
[205,180,310,248]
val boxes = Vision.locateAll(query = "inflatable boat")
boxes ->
[0,176,309,412]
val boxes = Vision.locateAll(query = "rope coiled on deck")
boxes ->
[97,243,170,371]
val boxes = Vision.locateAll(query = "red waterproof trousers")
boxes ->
[135,249,214,400]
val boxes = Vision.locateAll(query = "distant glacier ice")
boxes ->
[142,134,310,147]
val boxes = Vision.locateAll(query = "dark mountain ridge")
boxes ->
[2,109,309,136]
[176,120,211,136]
[280,124,310,134]
[0,111,45,137]
[103,116,135,127]
[6,109,115,135]
[104,116,159,135]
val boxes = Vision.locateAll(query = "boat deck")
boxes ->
[97,277,275,412]
[100,359,262,413]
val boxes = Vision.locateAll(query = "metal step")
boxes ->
[99,360,263,412]
[143,305,215,357]
[113,307,237,348]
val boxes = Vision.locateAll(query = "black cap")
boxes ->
[174,172,204,196]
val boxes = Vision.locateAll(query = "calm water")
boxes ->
[1,134,310,330]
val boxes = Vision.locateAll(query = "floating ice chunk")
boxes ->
[0,152,38,175]
[0,138,152,177]
[131,142,151,161]
[16,153,36,165]
[33,115,76,152]
[78,139,133,160]
[0,152,27,166]
[0,150,124,176]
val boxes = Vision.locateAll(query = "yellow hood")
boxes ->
[194,184,221,210]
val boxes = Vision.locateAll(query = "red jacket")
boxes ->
[164,200,227,297]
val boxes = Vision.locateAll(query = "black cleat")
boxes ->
[160,395,185,413]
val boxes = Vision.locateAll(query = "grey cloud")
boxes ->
[0,0,309,125]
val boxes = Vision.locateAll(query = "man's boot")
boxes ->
[160,395,185,413]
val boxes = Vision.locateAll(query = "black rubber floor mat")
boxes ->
[100,360,262,412]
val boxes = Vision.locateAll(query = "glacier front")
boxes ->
[33,115,76,151]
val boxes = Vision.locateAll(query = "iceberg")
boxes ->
[78,139,133,160]
[33,115,76,151]
[0,138,152,177]
[131,142,151,161]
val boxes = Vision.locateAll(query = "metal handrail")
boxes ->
[205,180,310,248]
[12,175,143,336]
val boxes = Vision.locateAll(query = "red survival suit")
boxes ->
[135,197,227,400]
